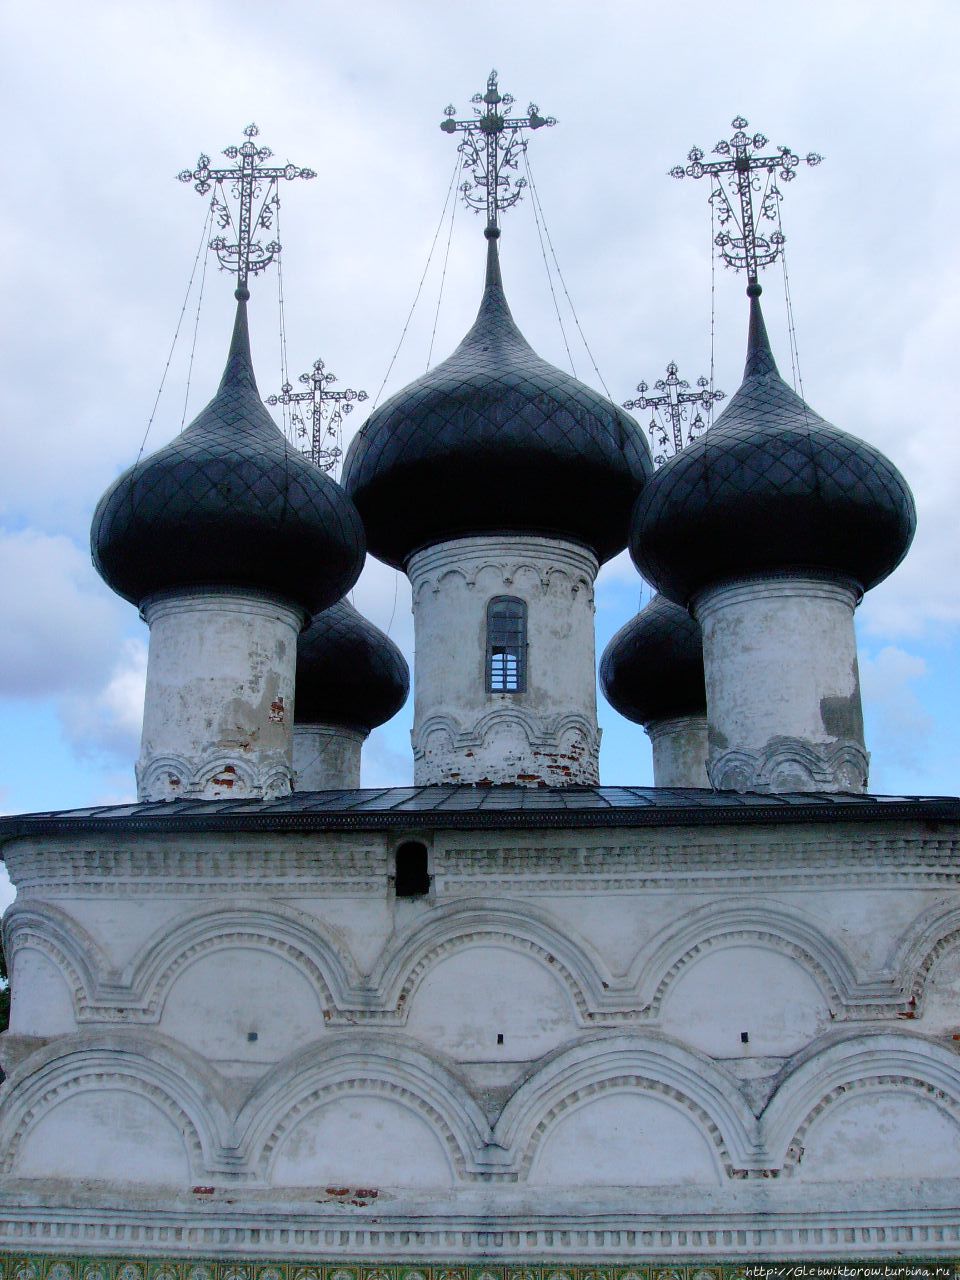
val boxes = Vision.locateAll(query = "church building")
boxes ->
[1,88,959,1277]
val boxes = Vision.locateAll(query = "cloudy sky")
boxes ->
[2,1,958,909]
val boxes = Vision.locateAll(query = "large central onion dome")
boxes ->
[296,600,410,733]
[92,299,366,615]
[600,594,705,726]
[630,295,916,606]
[342,233,653,569]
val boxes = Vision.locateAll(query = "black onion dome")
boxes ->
[342,236,653,569]
[630,296,916,606]
[91,300,366,614]
[295,600,409,733]
[600,594,706,725]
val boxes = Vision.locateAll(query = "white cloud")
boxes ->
[860,646,933,777]
[348,557,414,665]
[361,728,414,790]
[58,638,147,765]
[0,0,957,805]
[0,528,133,697]
[597,550,638,589]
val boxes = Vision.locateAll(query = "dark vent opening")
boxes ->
[395,841,431,898]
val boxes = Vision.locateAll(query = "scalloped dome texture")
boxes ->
[296,600,409,732]
[342,240,653,569]
[92,302,366,615]
[630,299,916,607]
[600,594,706,725]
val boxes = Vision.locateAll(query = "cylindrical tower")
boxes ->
[91,298,366,802]
[293,600,409,790]
[631,293,916,793]
[600,594,709,788]
[342,233,653,786]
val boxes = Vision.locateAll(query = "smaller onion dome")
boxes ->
[342,234,653,569]
[91,299,366,615]
[296,600,409,733]
[600,594,706,725]
[630,295,917,606]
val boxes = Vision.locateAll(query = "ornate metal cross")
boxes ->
[624,362,724,467]
[440,70,555,231]
[670,115,821,292]
[178,124,316,298]
[266,358,368,474]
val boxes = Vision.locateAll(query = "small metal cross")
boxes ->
[178,124,316,298]
[440,70,555,232]
[670,115,821,292]
[266,358,367,474]
[624,362,724,467]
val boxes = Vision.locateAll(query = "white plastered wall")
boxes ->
[693,574,867,793]
[138,589,304,802]
[407,536,601,786]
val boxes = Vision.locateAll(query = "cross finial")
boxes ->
[670,115,822,294]
[178,123,316,299]
[266,358,368,475]
[624,361,725,467]
[440,70,556,234]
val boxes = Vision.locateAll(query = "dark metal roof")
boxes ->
[91,300,366,615]
[342,237,653,569]
[1,786,956,843]
[296,600,409,732]
[630,297,917,606]
[600,594,706,725]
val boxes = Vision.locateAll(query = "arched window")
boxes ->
[486,596,527,693]
[395,841,431,898]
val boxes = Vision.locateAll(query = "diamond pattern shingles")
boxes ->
[295,599,409,732]
[630,298,916,604]
[91,302,366,614]
[342,240,653,569]
[600,594,706,725]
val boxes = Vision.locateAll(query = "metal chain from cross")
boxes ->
[178,124,316,299]
[670,115,821,293]
[267,358,368,474]
[440,70,555,232]
[624,361,724,467]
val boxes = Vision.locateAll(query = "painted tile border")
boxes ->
[1,1257,959,1280]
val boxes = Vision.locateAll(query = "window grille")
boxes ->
[487,596,526,693]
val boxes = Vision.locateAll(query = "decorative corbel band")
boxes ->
[707,737,869,794]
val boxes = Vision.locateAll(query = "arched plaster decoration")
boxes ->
[368,898,613,1023]
[0,1032,228,1179]
[412,708,599,760]
[708,739,869,795]
[625,899,883,1018]
[411,554,593,601]
[788,1079,960,1182]
[126,903,362,1021]
[269,1085,457,1189]
[526,1082,726,1186]
[494,1034,765,1178]
[2,903,108,1020]
[911,944,960,1034]
[136,751,271,802]
[4,948,76,1038]
[761,1031,960,1169]
[4,901,369,1027]
[11,1084,194,1186]
[891,901,960,1015]
[233,1033,496,1181]
[403,946,582,1062]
